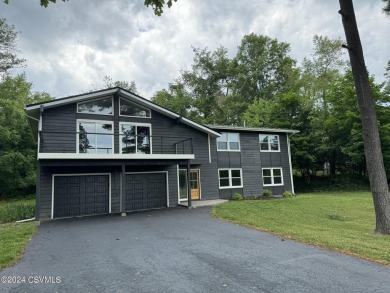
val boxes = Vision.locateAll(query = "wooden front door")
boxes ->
[190,170,200,200]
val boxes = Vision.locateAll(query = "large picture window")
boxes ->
[120,123,151,154]
[120,98,151,118]
[259,134,280,152]
[262,168,283,186]
[218,169,242,189]
[78,120,113,154]
[77,97,113,115]
[217,132,240,151]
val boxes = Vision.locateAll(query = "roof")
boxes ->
[207,125,299,134]
[25,87,221,138]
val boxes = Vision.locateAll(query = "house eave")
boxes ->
[37,153,195,160]
[207,125,299,134]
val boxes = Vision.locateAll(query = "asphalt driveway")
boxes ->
[1,207,390,293]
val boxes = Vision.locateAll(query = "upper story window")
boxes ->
[217,132,240,151]
[78,120,113,154]
[120,98,151,118]
[259,134,280,152]
[120,122,151,154]
[77,97,113,115]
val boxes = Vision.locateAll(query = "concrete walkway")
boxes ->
[179,199,228,208]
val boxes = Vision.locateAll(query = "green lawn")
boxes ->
[212,192,390,265]
[0,199,37,269]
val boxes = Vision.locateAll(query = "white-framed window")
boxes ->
[259,134,280,152]
[120,122,152,154]
[77,96,113,116]
[218,168,243,189]
[217,132,240,151]
[77,119,113,154]
[262,168,283,186]
[120,97,151,118]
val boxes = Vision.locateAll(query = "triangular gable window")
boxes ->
[77,97,113,115]
[120,97,151,118]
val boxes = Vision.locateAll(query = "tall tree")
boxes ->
[339,0,390,234]
[91,75,139,94]
[0,18,25,74]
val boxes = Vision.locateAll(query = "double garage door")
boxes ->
[53,173,167,218]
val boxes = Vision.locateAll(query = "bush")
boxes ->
[0,201,35,223]
[261,189,272,198]
[231,193,243,200]
[283,191,293,198]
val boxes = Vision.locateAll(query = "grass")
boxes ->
[212,192,390,265]
[0,198,37,269]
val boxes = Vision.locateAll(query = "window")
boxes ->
[77,97,113,115]
[120,123,151,154]
[178,169,188,200]
[217,132,240,151]
[120,97,151,118]
[78,120,113,154]
[218,169,243,188]
[259,134,280,152]
[262,168,283,186]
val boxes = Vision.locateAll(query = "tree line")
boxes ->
[151,33,390,185]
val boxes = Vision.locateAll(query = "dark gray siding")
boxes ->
[41,103,77,153]
[259,133,293,195]
[241,132,262,197]
[215,131,293,198]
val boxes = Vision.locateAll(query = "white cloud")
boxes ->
[1,0,389,99]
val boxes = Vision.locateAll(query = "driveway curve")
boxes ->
[1,207,389,292]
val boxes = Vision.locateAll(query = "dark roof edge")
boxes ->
[207,125,299,134]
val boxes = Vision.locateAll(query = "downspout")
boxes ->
[287,133,296,195]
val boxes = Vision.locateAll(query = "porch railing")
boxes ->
[38,130,193,155]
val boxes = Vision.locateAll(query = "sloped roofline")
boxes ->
[207,125,299,134]
[25,87,221,138]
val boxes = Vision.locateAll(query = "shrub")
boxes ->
[283,191,293,198]
[0,201,35,223]
[261,189,272,198]
[231,193,243,200]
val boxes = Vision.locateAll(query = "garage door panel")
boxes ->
[54,175,109,218]
[125,173,167,211]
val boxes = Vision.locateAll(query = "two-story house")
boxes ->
[25,88,298,220]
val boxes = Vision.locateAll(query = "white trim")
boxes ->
[119,89,221,138]
[26,89,118,110]
[37,112,42,155]
[125,171,169,208]
[119,122,152,154]
[262,167,284,186]
[208,134,211,163]
[287,135,295,194]
[177,165,181,203]
[178,168,202,201]
[218,168,243,189]
[259,134,280,152]
[119,96,151,119]
[51,173,112,219]
[77,96,114,116]
[77,119,114,154]
[178,168,188,202]
[217,132,241,152]
[38,153,195,160]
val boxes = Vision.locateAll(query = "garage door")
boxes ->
[53,175,109,218]
[125,173,167,211]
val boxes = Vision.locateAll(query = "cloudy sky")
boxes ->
[0,0,389,99]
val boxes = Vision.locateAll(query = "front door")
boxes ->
[179,169,201,201]
[190,170,200,200]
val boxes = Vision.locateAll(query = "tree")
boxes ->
[92,75,138,94]
[0,74,52,197]
[339,0,390,234]
[383,0,390,15]
[0,18,25,74]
